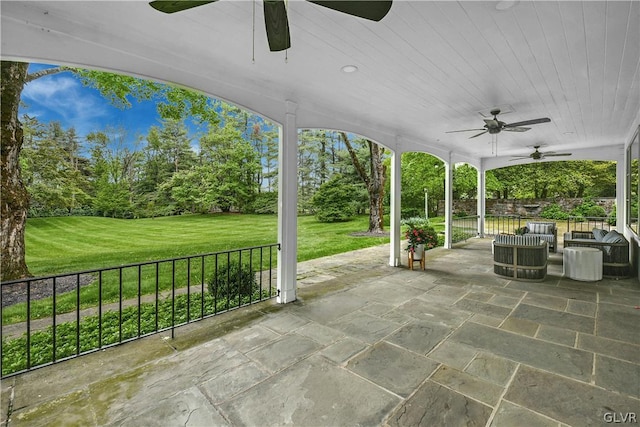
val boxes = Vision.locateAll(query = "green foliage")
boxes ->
[487,161,616,199]
[1,289,274,376]
[208,261,257,301]
[311,176,357,222]
[515,226,528,235]
[401,208,423,219]
[401,216,431,230]
[399,152,444,218]
[250,191,278,214]
[452,163,477,199]
[197,123,261,212]
[540,203,569,220]
[21,120,92,215]
[74,69,219,125]
[608,204,617,225]
[451,228,475,243]
[570,199,606,219]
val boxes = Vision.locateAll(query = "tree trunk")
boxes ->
[368,141,385,233]
[339,132,386,233]
[1,61,31,281]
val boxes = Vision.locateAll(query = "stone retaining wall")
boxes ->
[437,198,615,217]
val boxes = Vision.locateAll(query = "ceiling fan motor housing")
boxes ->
[484,119,505,133]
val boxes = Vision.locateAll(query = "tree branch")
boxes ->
[339,131,369,188]
[25,66,70,83]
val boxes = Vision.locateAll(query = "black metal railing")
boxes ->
[566,216,613,232]
[1,243,279,378]
[451,215,479,243]
[484,215,524,236]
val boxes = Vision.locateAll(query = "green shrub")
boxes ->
[570,199,606,219]
[250,191,278,214]
[311,176,357,223]
[401,216,431,230]
[540,203,569,220]
[208,261,257,300]
[401,208,422,219]
[608,205,617,225]
[451,228,474,243]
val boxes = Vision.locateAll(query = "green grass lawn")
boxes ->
[2,214,389,325]
[25,214,389,276]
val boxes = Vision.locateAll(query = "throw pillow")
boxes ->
[601,230,626,256]
[602,230,625,243]
[592,228,607,241]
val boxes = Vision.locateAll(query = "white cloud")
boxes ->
[21,74,110,137]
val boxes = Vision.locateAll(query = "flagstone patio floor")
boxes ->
[2,238,639,426]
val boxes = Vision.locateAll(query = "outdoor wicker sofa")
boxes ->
[523,221,558,252]
[493,234,548,281]
[564,229,630,278]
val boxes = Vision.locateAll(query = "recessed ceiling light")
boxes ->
[341,65,358,73]
[495,0,517,11]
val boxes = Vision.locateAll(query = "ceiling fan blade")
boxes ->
[307,1,392,21]
[509,157,530,161]
[264,0,291,51]
[445,129,486,133]
[469,131,488,139]
[505,117,551,127]
[149,0,217,13]
[502,127,530,132]
[543,153,572,157]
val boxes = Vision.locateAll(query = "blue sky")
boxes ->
[21,63,184,148]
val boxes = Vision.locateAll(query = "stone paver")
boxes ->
[3,239,639,427]
[505,365,640,426]
[465,352,518,386]
[347,341,440,397]
[490,401,560,427]
[387,380,493,427]
[450,322,594,381]
[430,365,504,405]
[385,320,452,355]
[510,304,595,334]
[219,355,401,426]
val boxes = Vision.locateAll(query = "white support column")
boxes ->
[444,154,453,249]
[476,163,486,238]
[277,101,298,303]
[616,152,625,232]
[389,146,402,266]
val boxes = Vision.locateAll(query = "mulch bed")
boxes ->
[1,274,95,308]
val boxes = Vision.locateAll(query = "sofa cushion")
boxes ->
[601,230,627,255]
[495,234,543,246]
[526,222,555,235]
[602,230,625,243]
[592,228,608,241]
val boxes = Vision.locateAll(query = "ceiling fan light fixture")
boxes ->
[341,65,359,73]
[495,1,517,11]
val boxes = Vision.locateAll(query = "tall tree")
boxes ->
[339,132,386,233]
[196,122,261,212]
[87,129,138,218]
[21,120,91,215]
[399,152,445,217]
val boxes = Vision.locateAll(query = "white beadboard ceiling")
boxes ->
[2,1,639,168]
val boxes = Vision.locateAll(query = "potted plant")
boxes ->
[402,217,439,258]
